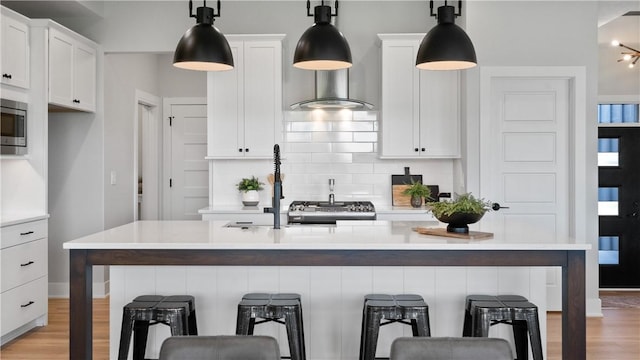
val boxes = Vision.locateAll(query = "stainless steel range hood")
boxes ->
[290,69,374,110]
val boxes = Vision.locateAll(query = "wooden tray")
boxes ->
[391,174,422,206]
[413,227,494,240]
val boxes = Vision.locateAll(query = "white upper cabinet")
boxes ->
[48,26,96,112]
[207,35,284,159]
[1,9,30,89]
[379,34,460,158]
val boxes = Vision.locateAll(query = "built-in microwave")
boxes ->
[1,99,27,155]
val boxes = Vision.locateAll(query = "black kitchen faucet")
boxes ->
[264,144,284,229]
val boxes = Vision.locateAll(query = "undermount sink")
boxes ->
[224,221,335,229]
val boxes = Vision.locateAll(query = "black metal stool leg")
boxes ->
[284,305,306,360]
[413,309,431,337]
[117,309,135,360]
[512,319,529,360]
[525,311,544,360]
[132,320,150,360]
[361,308,383,360]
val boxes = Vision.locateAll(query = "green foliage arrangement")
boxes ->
[236,176,264,192]
[402,179,431,199]
[427,193,492,217]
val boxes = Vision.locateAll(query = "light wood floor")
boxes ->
[1,296,639,359]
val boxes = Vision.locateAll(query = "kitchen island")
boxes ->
[64,220,589,360]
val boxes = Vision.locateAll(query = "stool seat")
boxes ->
[463,295,542,360]
[118,295,198,360]
[359,294,431,360]
[236,293,306,360]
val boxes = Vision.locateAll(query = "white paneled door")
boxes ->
[480,74,571,310]
[165,102,208,220]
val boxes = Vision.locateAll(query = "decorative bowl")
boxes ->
[434,211,485,233]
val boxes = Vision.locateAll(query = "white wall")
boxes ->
[103,53,159,230]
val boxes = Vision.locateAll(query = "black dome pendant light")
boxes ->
[293,0,352,70]
[173,0,234,71]
[416,0,477,70]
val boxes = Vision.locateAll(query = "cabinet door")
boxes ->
[208,42,244,157]
[49,28,75,108]
[419,70,460,157]
[1,14,30,89]
[243,41,282,158]
[73,42,96,112]
[380,40,421,158]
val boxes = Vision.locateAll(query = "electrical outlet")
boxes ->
[110,171,117,185]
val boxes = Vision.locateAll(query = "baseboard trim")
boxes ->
[48,280,110,298]
[587,297,603,317]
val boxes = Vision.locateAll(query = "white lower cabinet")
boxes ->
[1,277,48,337]
[0,219,48,343]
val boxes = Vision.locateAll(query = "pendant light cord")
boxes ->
[306,0,339,18]
[430,0,463,18]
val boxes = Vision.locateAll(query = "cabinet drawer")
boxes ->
[1,276,47,337]
[1,239,47,292]
[0,220,47,249]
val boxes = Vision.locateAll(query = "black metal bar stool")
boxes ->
[236,293,306,360]
[462,294,543,360]
[359,294,431,360]
[118,295,198,360]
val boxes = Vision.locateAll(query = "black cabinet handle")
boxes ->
[414,148,419,152]
[20,261,35,267]
[21,301,35,308]
[421,148,426,152]
[20,231,34,236]
[245,148,249,152]
[238,148,243,152]
[73,99,80,103]
[2,73,12,79]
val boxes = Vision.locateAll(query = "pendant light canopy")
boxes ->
[293,0,352,70]
[416,1,477,70]
[173,0,234,71]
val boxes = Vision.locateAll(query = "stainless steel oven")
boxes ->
[1,99,27,155]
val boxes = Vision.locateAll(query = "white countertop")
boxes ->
[63,220,590,251]
[0,212,49,227]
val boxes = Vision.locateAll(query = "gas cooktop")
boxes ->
[287,201,376,224]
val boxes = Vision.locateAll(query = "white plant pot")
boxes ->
[242,190,260,206]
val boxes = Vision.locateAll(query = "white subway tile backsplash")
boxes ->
[311,132,353,143]
[353,132,378,142]
[287,142,332,153]
[285,132,313,142]
[332,121,375,132]
[352,111,377,121]
[332,143,373,153]
[288,122,332,132]
[331,163,374,174]
[311,153,353,163]
[210,110,455,207]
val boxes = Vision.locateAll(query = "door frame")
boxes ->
[133,89,161,221]
[162,97,207,220]
[466,66,599,315]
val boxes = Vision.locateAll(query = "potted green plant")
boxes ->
[237,176,264,206]
[427,193,493,233]
[402,179,431,208]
